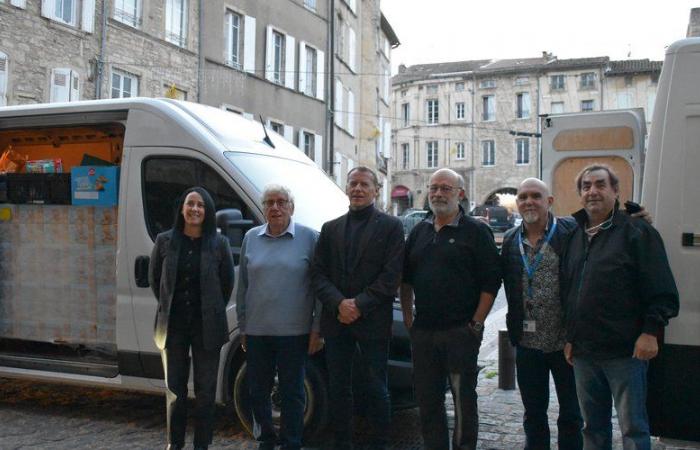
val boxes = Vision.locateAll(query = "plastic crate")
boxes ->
[6,173,72,205]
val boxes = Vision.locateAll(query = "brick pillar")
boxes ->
[688,8,700,37]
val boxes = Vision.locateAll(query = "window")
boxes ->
[111,70,138,98]
[479,79,496,89]
[143,157,254,239]
[455,142,465,160]
[273,30,285,84]
[50,68,80,103]
[41,0,94,31]
[455,82,465,92]
[303,45,316,95]
[482,140,495,166]
[581,100,595,112]
[269,121,283,135]
[299,42,323,100]
[482,95,495,121]
[348,26,356,71]
[550,74,565,91]
[401,89,407,97]
[456,102,465,120]
[551,102,564,114]
[515,76,529,85]
[624,75,634,87]
[114,0,140,27]
[303,0,316,11]
[303,132,315,158]
[401,103,410,127]
[426,84,437,95]
[427,141,438,168]
[580,72,596,89]
[225,10,241,68]
[516,138,529,165]
[427,99,439,124]
[516,92,530,119]
[0,52,7,106]
[49,0,76,25]
[401,143,409,170]
[165,0,187,47]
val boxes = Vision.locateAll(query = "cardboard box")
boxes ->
[71,166,120,206]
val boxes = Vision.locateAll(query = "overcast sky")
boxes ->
[381,0,698,74]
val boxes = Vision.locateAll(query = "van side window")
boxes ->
[143,157,254,238]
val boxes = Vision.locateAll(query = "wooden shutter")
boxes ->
[347,89,354,135]
[50,68,71,103]
[348,27,356,72]
[243,16,256,73]
[82,0,96,33]
[383,121,392,158]
[284,35,295,89]
[283,125,293,143]
[297,128,305,151]
[264,25,274,81]
[70,70,80,101]
[41,0,52,18]
[316,50,324,100]
[298,41,307,94]
[334,79,343,126]
[314,135,323,169]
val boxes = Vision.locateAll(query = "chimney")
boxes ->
[398,64,407,74]
[689,8,700,37]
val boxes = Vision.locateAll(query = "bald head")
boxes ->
[518,178,550,197]
[429,168,465,189]
[516,178,553,226]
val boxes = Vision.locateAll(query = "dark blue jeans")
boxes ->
[516,346,583,450]
[573,356,650,450]
[246,334,309,450]
[325,331,391,448]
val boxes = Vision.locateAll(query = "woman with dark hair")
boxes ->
[149,186,235,450]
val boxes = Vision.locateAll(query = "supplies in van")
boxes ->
[0,148,28,174]
[71,166,119,206]
[25,158,63,173]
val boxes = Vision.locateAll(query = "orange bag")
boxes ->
[0,147,28,173]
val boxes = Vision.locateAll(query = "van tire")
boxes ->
[232,358,329,443]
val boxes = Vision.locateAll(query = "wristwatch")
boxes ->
[470,320,484,333]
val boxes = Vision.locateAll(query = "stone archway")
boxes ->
[483,187,517,207]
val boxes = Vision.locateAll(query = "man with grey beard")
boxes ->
[400,168,501,450]
[501,178,583,450]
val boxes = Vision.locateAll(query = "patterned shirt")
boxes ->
[518,229,567,353]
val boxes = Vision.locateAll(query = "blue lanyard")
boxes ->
[518,217,557,299]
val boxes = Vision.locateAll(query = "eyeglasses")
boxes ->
[262,199,290,208]
[428,184,460,193]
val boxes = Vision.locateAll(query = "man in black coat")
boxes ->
[312,166,404,450]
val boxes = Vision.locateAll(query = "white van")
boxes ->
[0,98,414,439]
[643,37,700,442]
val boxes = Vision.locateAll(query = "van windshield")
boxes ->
[224,152,349,231]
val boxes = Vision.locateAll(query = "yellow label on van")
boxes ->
[0,207,12,222]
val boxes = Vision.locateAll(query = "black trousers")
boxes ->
[411,325,481,450]
[162,317,220,448]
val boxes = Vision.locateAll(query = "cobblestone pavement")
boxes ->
[1,289,699,449]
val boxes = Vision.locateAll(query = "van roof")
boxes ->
[0,98,313,165]
[666,37,700,55]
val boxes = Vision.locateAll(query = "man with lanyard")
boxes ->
[501,178,582,449]
[401,168,501,450]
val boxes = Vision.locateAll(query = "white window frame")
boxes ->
[401,103,410,127]
[516,92,530,119]
[455,142,465,160]
[111,69,138,98]
[580,72,596,89]
[482,140,495,166]
[225,10,242,68]
[347,89,355,136]
[401,143,409,170]
[299,43,317,96]
[46,0,77,26]
[581,99,595,112]
[550,74,565,91]
[515,138,529,165]
[456,102,465,120]
[427,99,439,125]
[479,79,495,89]
[482,95,495,121]
[113,0,140,28]
[427,141,438,169]
[50,68,80,103]
[165,0,187,47]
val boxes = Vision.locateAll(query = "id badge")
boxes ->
[523,320,536,332]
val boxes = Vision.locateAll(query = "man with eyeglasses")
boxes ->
[400,168,501,450]
[236,184,323,450]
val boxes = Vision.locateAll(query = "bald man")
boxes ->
[501,178,583,450]
[401,168,501,450]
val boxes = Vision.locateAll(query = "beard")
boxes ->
[522,210,540,224]
[430,199,458,216]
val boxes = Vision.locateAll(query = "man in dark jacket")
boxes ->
[561,165,679,450]
[501,178,582,450]
[312,166,404,450]
[400,168,501,450]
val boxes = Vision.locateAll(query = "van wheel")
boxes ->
[232,358,329,442]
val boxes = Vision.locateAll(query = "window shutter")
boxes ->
[41,0,52,18]
[10,0,27,8]
[283,125,293,143]
[225,12,233,65]
[313,134,323,169]
[316,50,324,100]
[82,0,96,33]
[297,128,305,151]
[243,15,256,73]
[334,152,343,184]
[70,70,80,101]
[298,41,307,94]
[348,0,357,14]
[348,27,356,72]
[285,35,295,89]
[50,68,71,103]
[347,90,354,135]
[377,117,384,155]
[0,54,7,106]
[264,25,274,81]
[383,121,391,158]
[334,80,343,126]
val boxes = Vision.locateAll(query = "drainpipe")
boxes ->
[536,74,542,178]
[469,72,476,206]
[197,0,204,103]
[95,0,108,99]
[327,0,336,177]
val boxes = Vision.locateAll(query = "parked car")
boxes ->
[400,208,428,236]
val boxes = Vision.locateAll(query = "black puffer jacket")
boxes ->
[501,214,578,346]
[560,206,679,359]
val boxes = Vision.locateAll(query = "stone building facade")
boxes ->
[390,55,661,214]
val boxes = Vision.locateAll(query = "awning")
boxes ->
[391,185,410,198]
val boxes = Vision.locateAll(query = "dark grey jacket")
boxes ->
[149,230,235,350]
